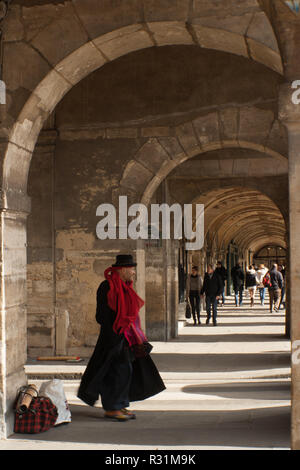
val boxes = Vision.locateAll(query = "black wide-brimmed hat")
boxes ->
[112,254,137,267]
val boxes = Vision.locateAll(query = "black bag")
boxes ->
[185,301,191,319]
[131,341,153,359]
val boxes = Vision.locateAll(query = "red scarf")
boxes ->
[104,266,146,346]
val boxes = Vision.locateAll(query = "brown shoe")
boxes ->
[104,410,131,421]
[121,408,136,420]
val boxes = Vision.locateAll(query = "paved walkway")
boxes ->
[1,295,291,450]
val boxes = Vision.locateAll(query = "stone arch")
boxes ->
[119,106,288,205]
[3,7,283,207]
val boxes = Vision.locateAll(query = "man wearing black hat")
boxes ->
[77,254,165,421]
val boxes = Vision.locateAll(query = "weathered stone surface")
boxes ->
[143,0,190,22]
[5,368,27,437]
[246,38,283,74]
[9,115,43,154]
[3,42,50,93]
[233,158,251,177]
[2,276,27,310]
[175,122,199,154]
[59,128,106,141]
[142,127,170,137]
[248,157,288,176]
[266,120,288,158]
[73,0,142,39]
[193,112,220,148]
[192,24,248,57]
[191,0,260,18]
[5,305,27,375]
[2,4,24,41]
[218,158,234,176]
[141,175,162,205]
[120,160,154,193]
[93,24,153,61]
[30,69,70,115]
[135,139,170,173]
[199,159,220,177]
[30,3,89,67]
[219,107,239,143]
[192,12,253,35]
[147,21,194,46]
[157,137,184,159]
[106,128,138,139]
[2,247,26,278]
[21,2,65,42]
[246,11,280,53]
[55,41,107,87]
[238,107,274,147]
[3,144,31,193]
[27,313,54,330]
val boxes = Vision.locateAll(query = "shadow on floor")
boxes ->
[173,333,288,343]
[205,313,286,317]
[182,381,291,400]
[10,405,290,448]
[186,321,284,326]
[151,352,290,373]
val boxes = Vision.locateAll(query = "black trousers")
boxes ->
[100,357,133,411]
[189,292,201,322]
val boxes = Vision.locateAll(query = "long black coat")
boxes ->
[200,272,223,298]
[77,280,166,407]
[231,265,245,290]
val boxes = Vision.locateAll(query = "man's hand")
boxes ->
[216,296,220,300]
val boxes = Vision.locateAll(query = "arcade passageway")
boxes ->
[4,293,290,450]
[1,0,299,448]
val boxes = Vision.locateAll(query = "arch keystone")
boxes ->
[147,21,194,46]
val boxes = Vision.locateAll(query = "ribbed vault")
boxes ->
[193,187,286,255]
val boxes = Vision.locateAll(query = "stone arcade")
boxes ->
[0,0,299,448]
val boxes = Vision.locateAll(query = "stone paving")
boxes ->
[1,295,291,450]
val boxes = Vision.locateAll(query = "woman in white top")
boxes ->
[256,264,268,306]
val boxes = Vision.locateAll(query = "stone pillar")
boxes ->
[279,82,300,449]
[136,239,146,332]
[0,207,29,438]
[164,238,179,340]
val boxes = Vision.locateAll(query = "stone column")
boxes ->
[279,82,300,450]
[282,226,291,339]
[0,204,29,438]
[136,239,146,332]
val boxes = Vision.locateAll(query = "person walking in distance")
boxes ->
[77,254,165,421]
[256,264,268,306]
[186,266,203,325]
[245,265,258,308]
[278,264,286,310]
[215,261,227,306]
[231,262,245,307]
[268,263,284,313]
[200,264,223,326]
